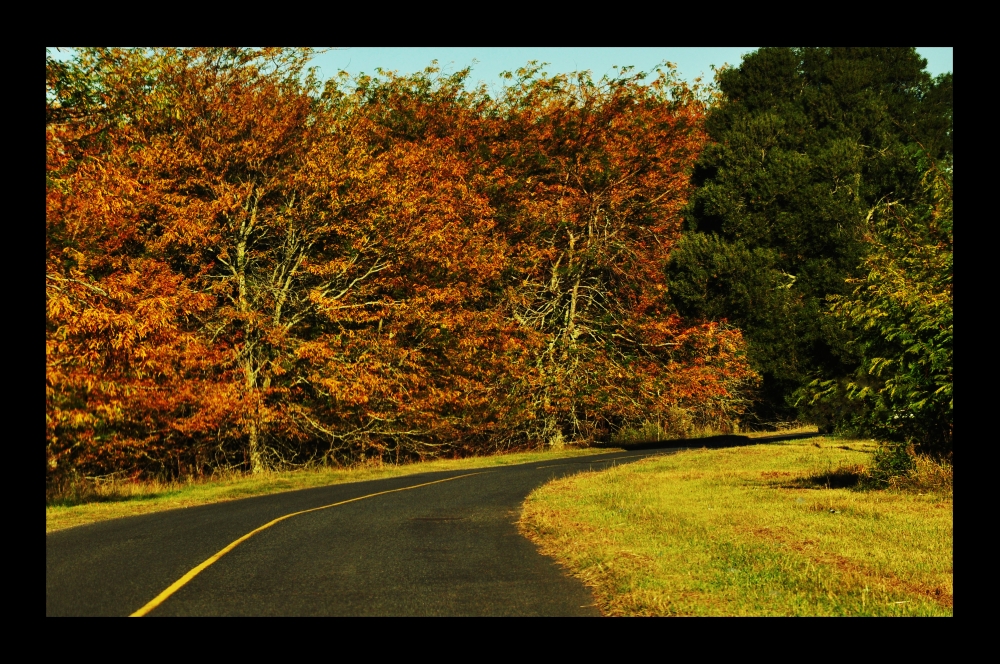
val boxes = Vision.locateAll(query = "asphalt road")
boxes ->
[47,433,815,617]
[47,448,685,616]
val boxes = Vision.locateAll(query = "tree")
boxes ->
[486,64,757,444]
[667,47,953,426]
[47,50,525,475]
[46,49,760,485]
[124,51,523,470]
[821,162,952,455]
[285,66,522,463]
[46,48,231,487]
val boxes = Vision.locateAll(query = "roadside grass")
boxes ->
[45,445,624,534]
[611,419,814,446]
[519,436,953,616]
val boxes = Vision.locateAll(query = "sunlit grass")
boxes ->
[519,436,952,616]
[45,445,622,534]
[611,420,816,445]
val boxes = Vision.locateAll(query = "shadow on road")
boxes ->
[596,431,821,452]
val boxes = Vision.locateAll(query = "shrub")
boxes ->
[826,162,953,456]
[863,443,917,488]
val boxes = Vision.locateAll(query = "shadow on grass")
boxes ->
[596,432,872,491]
[597,431,822,452]
[786,465,866,490]
[47,487,180,508]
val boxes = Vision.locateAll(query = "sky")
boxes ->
[47,48,952,94]
[305,47,953,92]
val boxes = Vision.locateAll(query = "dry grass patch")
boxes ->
[889,453,953,493]
[46,446,621,533]
[519,436,952,616]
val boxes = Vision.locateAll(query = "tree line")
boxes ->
[46,47,952,489]
[667,47,952,460]
[46,48,756,485]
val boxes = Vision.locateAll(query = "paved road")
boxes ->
[47,433,815,616]
[47,448,684,616]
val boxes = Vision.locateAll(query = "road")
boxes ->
[47,448,683,616]
[48,434,815,617]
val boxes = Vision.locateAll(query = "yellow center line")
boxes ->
[129,471,484,617]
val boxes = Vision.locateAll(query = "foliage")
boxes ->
[46,49,757,485]
[863,443,917,488]
[483,64,757,445]
[821,165,953,455]
[880,451,952,493]
[47,48,230,485]
[667,47,953,425]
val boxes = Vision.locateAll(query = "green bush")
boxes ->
[827,163,953,456]
[864,443,917,488]
[668,48,953,425]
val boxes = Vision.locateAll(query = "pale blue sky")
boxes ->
[47,47,953,92]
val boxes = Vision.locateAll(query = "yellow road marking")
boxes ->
[130,472,483,617]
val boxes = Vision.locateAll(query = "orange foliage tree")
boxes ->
[46,49,229,484]
[46,48,757,485]
[484,64,757,444]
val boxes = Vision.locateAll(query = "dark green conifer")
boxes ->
[668,47,952,427]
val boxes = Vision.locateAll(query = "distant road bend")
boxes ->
[47,434,814,616]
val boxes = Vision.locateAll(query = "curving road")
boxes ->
[47,448,682,616]
[48,434,814,617]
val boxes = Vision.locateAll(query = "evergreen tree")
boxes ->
[667,47,952,427]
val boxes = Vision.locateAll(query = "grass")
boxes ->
[609,418,812,446]
[518,436,953,616]
[45,445,625,534]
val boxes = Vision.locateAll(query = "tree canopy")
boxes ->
[46,48,755,487]
[823,164,952,455]
[667,47,952,427]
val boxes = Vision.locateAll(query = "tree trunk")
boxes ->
[247,416,264,475]
[237,200,267,475]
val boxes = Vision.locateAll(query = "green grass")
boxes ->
[46,446,623,534]
[610,419,812,446]
[518,436,953,616]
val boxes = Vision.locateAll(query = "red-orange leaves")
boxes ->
[478,67,753,443]
[46,51,756,486]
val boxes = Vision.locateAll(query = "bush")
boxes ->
[827,163,953,456]
[890,453,953,493]
[859,442,953,493]
[611,409,696,444]
[863,443,916,488]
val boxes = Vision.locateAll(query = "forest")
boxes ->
[46,47,952,489]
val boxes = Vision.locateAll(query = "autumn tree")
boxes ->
[123,50,530,470]
[46,48,229,488]
[485,64,757,445]
[285,67,523,463]
[46,49,760,486]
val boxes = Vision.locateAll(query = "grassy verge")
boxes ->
[45,446,624,534]
[519,436,953,616]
